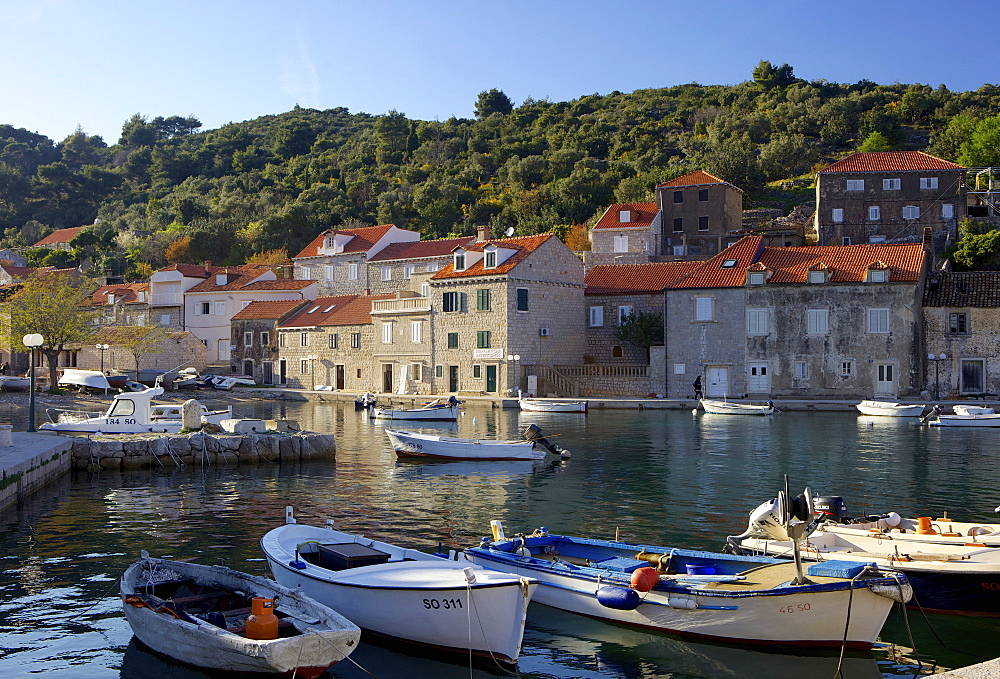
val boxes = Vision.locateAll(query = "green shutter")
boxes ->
[517,288,529,311]
[477,288,490,310]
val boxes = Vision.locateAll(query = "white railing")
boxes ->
[370,298,432,313]
[555,365,649,378]
[150,293,182,306]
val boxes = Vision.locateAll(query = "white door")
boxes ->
[875,363,894,395]
[218,339,230,363]
[706,367,729,397]
[748,362,770,393]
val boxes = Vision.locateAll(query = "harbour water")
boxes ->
[2,399,999,678]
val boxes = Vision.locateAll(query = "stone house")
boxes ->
[923,271,1000,398]
[149,263,226,330]
[84,283,150,327]
[31,225,86,251]
[276,294,392,391]
[428,232,586,396]
[815,151,965,248]
[664,236,928,400]
[85,326,207,376]
[587,201,661,266]
[0,250,28,267]
[292,224,419,296]
[365,235,476,296]
[230,299,310,385]
[657,170,744,260]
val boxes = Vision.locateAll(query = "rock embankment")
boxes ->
[66,431,335,470]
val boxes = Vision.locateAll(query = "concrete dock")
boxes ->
[0,432,73,513]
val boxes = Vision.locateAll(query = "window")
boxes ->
[794,361,807,378]
[160,314,170,326]
[841,361,854,377]
[698,188,709,201]
[411,321,421,343]
[698,216,709,231]
[867,308,890,334]
[473,364,482,379]
[868,269,888,283]
[807,308,829,335]
[404,265,414,279]
[200,301,211,315]
[695,297,713,321]
[673,190,683,204]
[350,332,361,348]
[261,331,270,347]
[382,322,393,344]
[427,263,439,273]
[329,333,339,349]
[612,345,624,358]
[409,363,422,381]
[484,249,497,268]
[381,267,391,281]
[589,306,604,327]
[619,210,632,223]
[902,205,920,220]
[618,305,633,324]
[447,332,458,349]
[748,272,765,285]
[356,368,362,379]
[868,206,880,221]
[300,360,308,374]
[808,270,826,284]
[516,288,529,311]
[842,237,852,246]
[846,179,864,191]
[477,288,491,311]
[348,262,358,280]
[435,365,443,378]
[613,235,628,253]
[244,332,253,347]
[454,252,466,271]
[961,359,985,394]
[421,283,430,298]
[300,332,309,347]
[442,291,460,312]
[747,308,769,335]
[300,267,311,281]
[325,265,335,281]
[674,364,686,375]
[673,245,685,256]
[832,208,844,223]
[920,177,939,189]
[279,333,286,348]
[476,331,491,348]
[883,178,901,190]
[949,312,968,334]
[672,218,683,232]
[942,204,954,219]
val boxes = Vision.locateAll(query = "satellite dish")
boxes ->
[504,227,514,237]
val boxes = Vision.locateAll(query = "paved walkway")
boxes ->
[0,432,73,512]
[935,658,1000,678]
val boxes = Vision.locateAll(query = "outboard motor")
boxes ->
[447,395,459,406]
[521,423,566,456]
[813,496,849,523]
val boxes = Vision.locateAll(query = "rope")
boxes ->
[897,577,928,674]
[310,629,379,678]
[909,588,991,660]
[832,567,863,678]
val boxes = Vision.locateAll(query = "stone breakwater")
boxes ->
[66,431,336,470]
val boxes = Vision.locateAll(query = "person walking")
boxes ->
[693,375,703,399]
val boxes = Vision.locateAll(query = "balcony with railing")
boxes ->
[370,297,432,314]
[150,293,183,307]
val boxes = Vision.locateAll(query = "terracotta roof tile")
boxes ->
[431,233,554,280]
[157,263,224,278]
[232,300,310,320]
[671,237,766,288]
[592,202,659,230]
[85,283,150,306]
[279,294,394,328]
[756,244,925,283]
[294,224,397,259]
[584,262,700,295]
[819,151,965,174]
[33,226,86,247]
[369,236,477,262]
[656,170,741,192]
[923,272,1000,308]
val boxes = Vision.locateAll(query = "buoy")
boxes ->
[245,597,278,640]
[596,585,641,610]
[631,566,659,592]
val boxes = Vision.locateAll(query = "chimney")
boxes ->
[922,226,933,252]
[477,225,492,242]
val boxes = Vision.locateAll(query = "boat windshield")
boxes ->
[108,399,136,417]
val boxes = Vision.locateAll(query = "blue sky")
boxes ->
[1,0,997,145]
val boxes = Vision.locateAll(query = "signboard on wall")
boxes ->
[472,348,504,360]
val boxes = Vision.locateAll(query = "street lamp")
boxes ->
[96,343,109,373]
[928,352,948,401]
[23,333,44,433]
[506,354,521,396]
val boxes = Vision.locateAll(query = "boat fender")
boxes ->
[246,597,279,640]
[668,597,697,610]
[630,567,659,593]
[968,526,993,537]
[596,585,641,610]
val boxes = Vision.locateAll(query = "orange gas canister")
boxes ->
[245,597,278,640]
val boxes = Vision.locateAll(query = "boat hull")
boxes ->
[700,400,773,415]
[261,523,536,663]
[370,405,459,421]
[518,398,588,413]
[855,401,925,417]
[385,428,543,461]
[929,414,1000,427]
[121,557,359,676]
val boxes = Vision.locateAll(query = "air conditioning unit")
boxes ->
[539,328,550,337]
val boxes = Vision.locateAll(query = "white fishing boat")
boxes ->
[39,387,231,434]
[0,375,30,392]
[121,552,360,678]
[384,424,567,461]
[261,507,538,664]
[700,399,775,415]
[369,397,461,421]
[464,509,908,649]
[927,412,1000,427]
[58,368,112,392]
[855,400,925,417]
[952,405,995,416]
[727,495,1000,616]
[518,396,588,413]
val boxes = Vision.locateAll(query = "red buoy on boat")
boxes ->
[631,566,659,592]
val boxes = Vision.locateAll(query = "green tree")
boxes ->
[946,230,1000,270]
[958,115,1000,167]
[857,131,892,152]
[475,89,514,118]
[8,272,95,387]
[752,61,796,91]
[613,310,664,361]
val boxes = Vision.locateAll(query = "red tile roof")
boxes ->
[819,151,965,174]
[671,237,766,289]
[369,236,476,262]
[33,226,86,247]
[85,283,149,306]
[431,233,554,280]
[585,262,701,295]
[592,202,658,230]
[657,170,740,191]
[924,272,1000,308]
[157,263,224,278]
[294,224,397,259]
[184,267,312,293]
[0,264,39,280]
[279,294,394,328]
[232,299,310,321]
[756,244,925,283]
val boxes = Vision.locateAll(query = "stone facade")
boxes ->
[665,287,748,398]
[584,292,660,364]
[657,171,744,260]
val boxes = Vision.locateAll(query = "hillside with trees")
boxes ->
[2,62,999,279]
